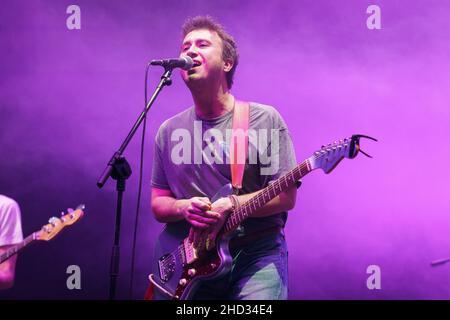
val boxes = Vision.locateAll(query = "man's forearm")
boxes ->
[151,196,188,223]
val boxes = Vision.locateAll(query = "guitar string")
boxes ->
[225,159,310,231]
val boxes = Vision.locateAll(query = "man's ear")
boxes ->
[223,59,233,73]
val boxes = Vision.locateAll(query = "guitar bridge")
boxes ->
[158,253,175,282]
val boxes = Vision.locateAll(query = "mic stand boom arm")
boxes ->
[96,67,173,300]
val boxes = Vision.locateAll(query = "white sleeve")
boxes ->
[0,195,24,246]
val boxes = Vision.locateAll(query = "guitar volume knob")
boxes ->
[188,268,196,277]
[179,278,187,286]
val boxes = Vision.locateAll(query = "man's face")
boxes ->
[179,29,231,87]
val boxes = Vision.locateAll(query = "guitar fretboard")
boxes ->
[223,158,313,233]
[0,233,36,264]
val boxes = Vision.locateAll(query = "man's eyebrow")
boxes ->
[196,38,211,44]
[182,38,211,45]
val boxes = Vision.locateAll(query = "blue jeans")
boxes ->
[193,231,288,300]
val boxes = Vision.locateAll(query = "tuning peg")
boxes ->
[359,148,373,158]
[353,134,378,142]
[49,217,59,225]
[351,134,377,159]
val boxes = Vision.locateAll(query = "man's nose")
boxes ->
[186,48,199,58]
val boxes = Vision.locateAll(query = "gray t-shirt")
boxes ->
[151,102,297,234]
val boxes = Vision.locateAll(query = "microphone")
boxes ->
[150,56,194,70]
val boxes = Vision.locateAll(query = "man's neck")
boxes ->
[191,84,234,119]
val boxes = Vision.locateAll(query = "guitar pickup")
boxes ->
[183,238,198,265]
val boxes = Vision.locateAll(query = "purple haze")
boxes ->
[0,0,449,299]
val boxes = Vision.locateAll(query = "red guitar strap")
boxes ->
[230,100,250,192]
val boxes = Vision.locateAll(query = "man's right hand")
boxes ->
[182,197,220,229]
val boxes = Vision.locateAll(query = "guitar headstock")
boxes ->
[35,204,85,241]
[309,134,377,174]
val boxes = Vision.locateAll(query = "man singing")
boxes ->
[151,15,298,299]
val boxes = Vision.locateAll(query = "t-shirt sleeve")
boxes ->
[0,197,24,246]
[260,108,297,185]
[151,127,170,190]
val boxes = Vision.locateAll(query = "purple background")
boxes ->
[1,0,449,299]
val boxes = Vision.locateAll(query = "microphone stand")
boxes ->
[97,67,173,300]
[431,257,450,267]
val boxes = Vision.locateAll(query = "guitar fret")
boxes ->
[296,167,301,178]
[234,210,241,225]
[230,211,235,228]
[263,191,269,203]
[242,206,248,219]
[221,159,317,235]
[300,163,308,177]
[270,185,275,198]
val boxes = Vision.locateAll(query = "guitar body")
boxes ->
[150,183,236,300]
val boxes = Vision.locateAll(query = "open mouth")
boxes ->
[187,60,202,74]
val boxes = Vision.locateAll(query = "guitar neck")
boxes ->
[0,233,36,264]
[223,157,313,233]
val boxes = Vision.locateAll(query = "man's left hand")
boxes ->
[190,197,234,250]
[204,197,233,250]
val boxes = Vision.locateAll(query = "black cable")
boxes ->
[129,62,151,299]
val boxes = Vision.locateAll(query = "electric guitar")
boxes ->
[149,134,376,300]
[0,204,85,264]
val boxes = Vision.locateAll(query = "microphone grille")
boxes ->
[182,56,194,70]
